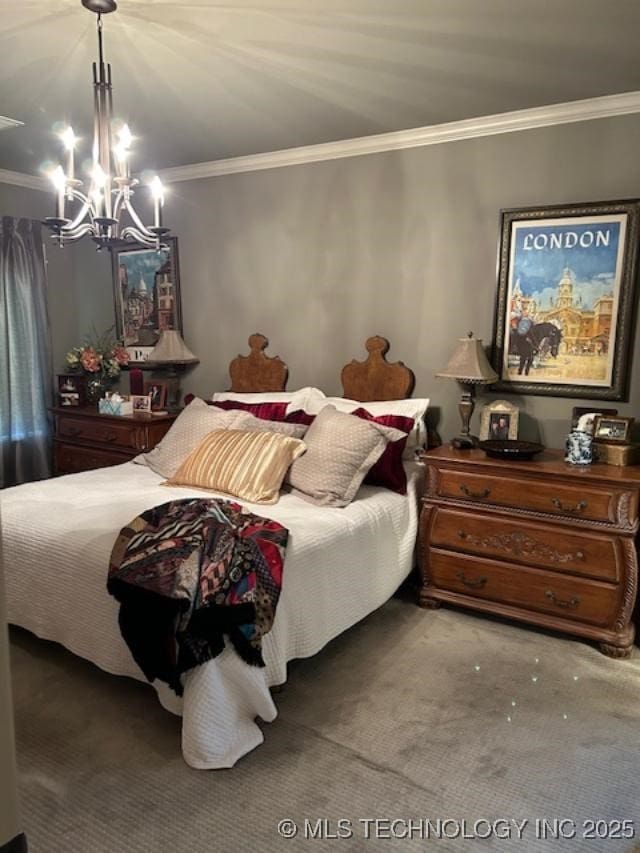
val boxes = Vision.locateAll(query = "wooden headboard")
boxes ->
[228,334,288,392]
[226,333,414,402]
[341,335,414,402]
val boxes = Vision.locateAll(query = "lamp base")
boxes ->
[452,435,478,450]
[165,365,181,413]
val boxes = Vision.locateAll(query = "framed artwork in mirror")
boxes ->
[111,237,182,366]
[491,199,640,400]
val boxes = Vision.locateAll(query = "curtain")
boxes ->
[0,217,53,487]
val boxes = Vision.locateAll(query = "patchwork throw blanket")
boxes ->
[107,498,288,695]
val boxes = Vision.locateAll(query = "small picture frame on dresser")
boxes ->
[143,380,168,412]
[57,373,86,407]
[593,415,634,444]
[131,394,152,414]
[479,400,519,441]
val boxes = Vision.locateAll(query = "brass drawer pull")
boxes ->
[456,571,487,589]
[551,497,587,514]
[545,589,580,609]
[459,484,491,500]
[101,431,119,443]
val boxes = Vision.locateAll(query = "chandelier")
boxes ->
[44,0,169,250]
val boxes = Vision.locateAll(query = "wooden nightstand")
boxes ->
[419,446,640,657]
[52,407,177,475]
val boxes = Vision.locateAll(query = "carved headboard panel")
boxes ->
[228,333,288,392]
[340,336,415,402]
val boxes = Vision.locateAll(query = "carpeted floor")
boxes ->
[9,596,640,853]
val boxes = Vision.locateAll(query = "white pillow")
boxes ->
[212,386,326,415]
[304,396,429,453]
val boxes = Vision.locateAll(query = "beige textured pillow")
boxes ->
[165,429,306,504]
[286,405,405,507]
[135,398,249,478]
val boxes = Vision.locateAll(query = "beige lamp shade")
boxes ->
[147,330,199,365]
[436,332,498,385]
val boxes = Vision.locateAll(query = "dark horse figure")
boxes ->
[510,321,562,375]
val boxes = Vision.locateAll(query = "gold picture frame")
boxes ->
[479,399,519,441]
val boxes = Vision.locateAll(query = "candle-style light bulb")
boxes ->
[51,165,66,218]
[91,164,107,217]
[114,124,133,178]
[118,124,132,150]
[60,126,77,182]
[150,176,164,228]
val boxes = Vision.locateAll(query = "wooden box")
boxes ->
[594,441,640,466]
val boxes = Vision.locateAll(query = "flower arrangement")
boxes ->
[65,326,129,395]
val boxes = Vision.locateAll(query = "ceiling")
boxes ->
[1,0,640,178]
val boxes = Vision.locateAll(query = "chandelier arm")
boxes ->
[57,224,97,243]
[122,197,156,239]
[59,189,97,233]
[120,226,159,247]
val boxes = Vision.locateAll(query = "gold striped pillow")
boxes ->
[165,429,306,504]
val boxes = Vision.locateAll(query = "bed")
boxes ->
[2,335,426,768]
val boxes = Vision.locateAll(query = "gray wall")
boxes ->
[168,112,640,447]
[3,112,640,447]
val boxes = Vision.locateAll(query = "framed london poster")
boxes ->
[491,200,640,400]
[111,237,182,366]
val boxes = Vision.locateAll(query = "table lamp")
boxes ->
[146,330,199,413]
[436,331,498,449]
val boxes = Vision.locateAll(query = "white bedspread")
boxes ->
[2,462,420,768]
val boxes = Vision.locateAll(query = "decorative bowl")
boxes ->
[478,439,545,461]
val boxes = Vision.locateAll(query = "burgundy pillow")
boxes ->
[284,409,315,427]
[210,400,290,421]
[351,408,414,494]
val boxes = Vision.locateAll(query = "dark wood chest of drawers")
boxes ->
[52,407,176,475]
[419,446,640,657]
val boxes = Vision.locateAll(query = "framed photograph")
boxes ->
[491,199,640,400]
[593,415,634,444]
[131,394,152,414]
[111,237,182,365]
[57,373,86,407]
[144,380,168,411]
[479,400,519,441]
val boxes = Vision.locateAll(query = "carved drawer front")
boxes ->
[429,551,619,628]
[428,507,619,582]
[55,442,130,475]
[436,468,616,524]
[57,415,137,450]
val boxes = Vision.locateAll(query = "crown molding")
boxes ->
[160,90,640,183]
[3,90,640,190]
[0,169,48,191]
